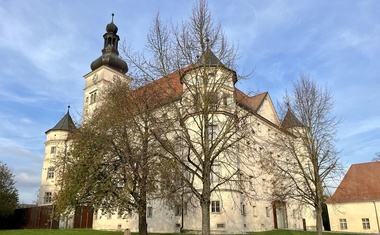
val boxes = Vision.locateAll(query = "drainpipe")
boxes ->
[373,201,380,234]
[180,186,184,233]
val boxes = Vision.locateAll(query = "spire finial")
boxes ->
[205,37,210,49]
[111,13,114,22]
[68,104,71,113]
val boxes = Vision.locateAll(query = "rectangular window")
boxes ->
[216,223,225,229]
[222,93,228,106]
[44,192,52,204]
[94,210,98,220]
[175,205,181,216]
[252,206,257,217]
[50,146,56,154]
[90,90,97,104]
[147,207,153,218]
[262,179,267,192]
[241,204,246,216]
[208,125,218,141]
[208,91,218,111]
[47,167,54,179]
[211,201,220,213]
[339,218,347,230]
[362,218,370,229]
[265,207,271,217]
[211,164,220,182]
[107,212,112,219]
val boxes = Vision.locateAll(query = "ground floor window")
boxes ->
[265,206,271,217]
[362,218,370,229]
[147,207,153,218]
[211,201,220,213]
[339,218,347,230]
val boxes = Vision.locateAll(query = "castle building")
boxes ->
[39,16,315,233]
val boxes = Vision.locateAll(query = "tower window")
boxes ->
[90,91,97,104]
[44,192,52,204]
[50,146,56,154]
[47,167,55,179]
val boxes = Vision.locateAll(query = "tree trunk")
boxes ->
[316,203,323,235]
[200,198,211,235]
[315,174,324,235]
[138,205,148,235]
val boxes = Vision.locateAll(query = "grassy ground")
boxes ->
[0,230,363,235]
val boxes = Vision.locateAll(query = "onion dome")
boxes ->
[106,21,118,34]
[90,14,128,74]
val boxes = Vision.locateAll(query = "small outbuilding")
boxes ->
[326,161,380,234]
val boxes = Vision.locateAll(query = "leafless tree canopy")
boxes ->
[264,74,341,235]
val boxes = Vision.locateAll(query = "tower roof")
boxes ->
[46,107,76,134]
[90,14,128,74]
[282,108,304,128]
[196,48,225,67]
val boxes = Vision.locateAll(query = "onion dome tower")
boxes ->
[90,13,128,74]
[83,14,131,119]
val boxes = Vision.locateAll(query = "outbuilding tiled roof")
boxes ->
[326,161,380,203]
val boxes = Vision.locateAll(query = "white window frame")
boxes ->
[362,218,370,229]
[47,167,54,179]
[211,201,221,213]
[147,207,153,218]
[339,218,347,230]
[44,192,52,204]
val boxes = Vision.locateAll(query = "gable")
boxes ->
[256,93,281,126]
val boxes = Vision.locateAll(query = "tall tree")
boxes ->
[0,161,19,226]
[123,1,254,235]
[265,74,341,235]
[54,80,167,235]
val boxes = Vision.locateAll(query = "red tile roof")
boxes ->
[235,90,267,112]
[129,68,267,113]
[326,161,380,203]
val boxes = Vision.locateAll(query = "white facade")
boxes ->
[328,201,380,234]
[38,18,314,233]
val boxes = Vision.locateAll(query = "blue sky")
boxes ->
[0,0,379,204]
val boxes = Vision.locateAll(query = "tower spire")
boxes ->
[90,14,128,74]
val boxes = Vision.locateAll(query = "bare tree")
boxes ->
[372,152,380,161]
[264,74,341,235]
[122,1,256,235]
[54,80,170,235]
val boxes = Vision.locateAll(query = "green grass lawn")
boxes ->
[0,230,363,235]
